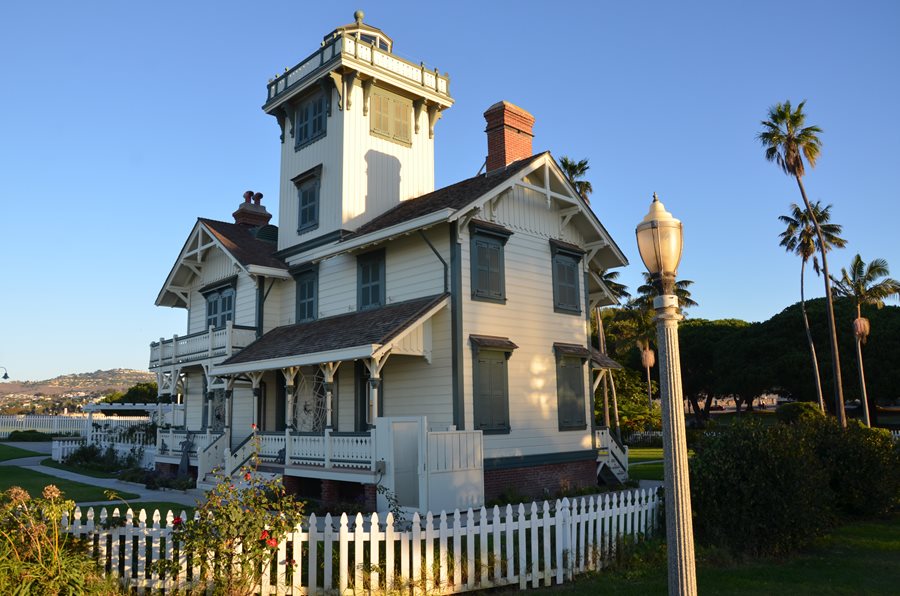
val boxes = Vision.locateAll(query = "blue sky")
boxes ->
[1,1,898,381]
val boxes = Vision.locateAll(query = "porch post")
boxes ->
[282,367,300,467]
[319,362,341,430]
[248,371,265,430]
[368,377,382,427]
[206,392,214,437]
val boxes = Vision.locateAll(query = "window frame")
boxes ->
[292,264,318,323]
[201,279,237,330]
[294,91,328,150]
[554,345,588,431]
[550,240,584,315]
[292,165,322,234]
[369,88,412,146]
[469,221,512,304]
[357,249,386,311]
[471,336,517,435]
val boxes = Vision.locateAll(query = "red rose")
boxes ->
[173,516,182,526]
[251,423,257,430]
[259,530,269,540]
[244,472,252,481]
[267,537,278,548]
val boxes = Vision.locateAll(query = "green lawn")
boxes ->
[629,462,664,481]
[628,447,663,463]
[0,466,138,502]
[40,457,119,478]
[545,516,900,594]
[0,444,41,462]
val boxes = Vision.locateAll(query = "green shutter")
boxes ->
[557,355,586,430]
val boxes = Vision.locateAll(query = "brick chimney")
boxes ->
[484,101,535,172]
[233,190,272,227]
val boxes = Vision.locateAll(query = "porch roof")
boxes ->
[213,294,448,374]
[590,348,623,370]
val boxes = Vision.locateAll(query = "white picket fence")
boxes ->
[63,488,660,594]
[891,430,900,443]
[0,414,150,438]
[52,438,157,469]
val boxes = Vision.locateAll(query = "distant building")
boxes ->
[149,12,627,512]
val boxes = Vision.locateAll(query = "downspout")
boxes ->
[256,276,277,339]
[256,276,266,339]
[419,229,449,293]
[450,223,464,429]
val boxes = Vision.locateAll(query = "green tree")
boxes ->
[632,272,698,312]
[759,100,847,426]
[778,202,846,412]
[831,254,900,426]
[559,156,593,201]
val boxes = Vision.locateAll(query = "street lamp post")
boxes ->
[0,367,9,381]
[635,193,697,595]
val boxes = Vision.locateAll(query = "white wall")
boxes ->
[461,186,593,460]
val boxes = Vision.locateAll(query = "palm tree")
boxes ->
[559,156,593,202]
[778,202,846,413]
[831,255,900,427]
[758,100,847,426]
[633,272,698,312]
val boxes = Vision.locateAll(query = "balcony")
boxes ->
[149,322,258,369]
[265,34,450,106]
[226,430,375,477]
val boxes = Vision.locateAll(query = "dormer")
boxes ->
[263,11,454,258]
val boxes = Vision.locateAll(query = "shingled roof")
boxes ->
[199,219,287,270]
[222,294,448,366]
[345,153,546,240]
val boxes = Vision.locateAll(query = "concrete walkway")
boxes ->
[2,455,204,508]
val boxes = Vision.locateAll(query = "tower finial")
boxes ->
[354,10,364,24]
[652,191,659,202]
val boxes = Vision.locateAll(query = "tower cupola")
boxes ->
[263,12,454,255]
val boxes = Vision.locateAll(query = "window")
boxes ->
[293,266,317,323]
[295,92,327,149]
[370,89,411,144]
[470,222,512,303]
[204,287,235,329]
[555,345,588,430]
[358,249,385,310]
[292,166,322,233]
[471,335,517,434]
[551,240,584,314]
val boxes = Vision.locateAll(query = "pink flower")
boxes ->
[251,423,257,430]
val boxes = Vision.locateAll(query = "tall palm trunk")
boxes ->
[854,304,872,427]
[645,365,653,408]
[800,259,826,412]
[796,177,846,426]
[609,372,622,441]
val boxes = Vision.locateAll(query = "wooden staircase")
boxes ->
[596,427,629,485]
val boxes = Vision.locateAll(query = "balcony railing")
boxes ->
[266,34,450,104]
[149,322,258,369]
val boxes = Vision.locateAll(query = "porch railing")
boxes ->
[243,430,375,471]
[149,322,258,369]
[156,429,222,458]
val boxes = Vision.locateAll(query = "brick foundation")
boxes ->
[285,477,377,511]
[483,458,597,502]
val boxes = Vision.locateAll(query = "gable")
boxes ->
[156,222,250,308]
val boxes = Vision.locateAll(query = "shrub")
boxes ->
[6,430,53,442]
[775,401,823,425]
[808,419,900,516]
[0,485,121,595]
[690,419,834,557]
[154,434,304,595]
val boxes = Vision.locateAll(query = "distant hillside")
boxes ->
[0,369,155,397]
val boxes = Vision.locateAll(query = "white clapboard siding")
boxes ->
[278,91,346,253]
[62,488,660,594]
[460,218,592,459]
